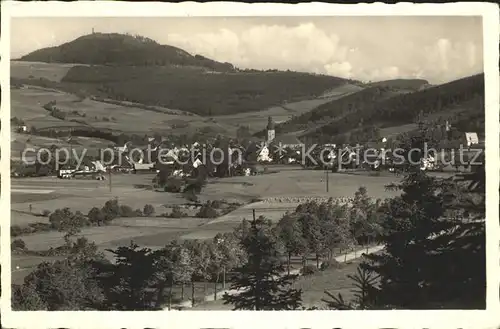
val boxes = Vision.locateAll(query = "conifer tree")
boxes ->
[223,216,302,310]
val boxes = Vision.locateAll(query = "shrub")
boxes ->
[196,203,218,219]
[183,189,199,203]
[164,178,183,193]
[135,209,143,217]
[42,210,51,217]
[210,200,223,209]
[29,222,52,232]
[170,205,188,218]
[300,265,318,276]
[102,199,120,221]
[143,204,155,217]
[119,205,136,217]
[11,226,23,237]
[320,259,343,271]
[88,207,105,226]
[49,208,74,230]
[11,239,26,250]
[43,100,56,111]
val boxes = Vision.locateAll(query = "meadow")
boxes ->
[10,84,237,137]
[11,170,400,254]
[10,61,81,82]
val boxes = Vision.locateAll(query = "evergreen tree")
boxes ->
[223,216,302,310]
[97,242,158,310]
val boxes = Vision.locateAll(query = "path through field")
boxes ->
[167,244,384,310]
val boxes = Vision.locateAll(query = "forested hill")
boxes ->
[268,86,399,136]
[17,33,235,72]
[303,73,484,144]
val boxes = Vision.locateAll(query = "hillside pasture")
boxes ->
[11,132,113,154]
[11,85,237,136]
[10,61,82,82]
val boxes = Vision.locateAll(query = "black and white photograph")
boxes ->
[0,1,498,328]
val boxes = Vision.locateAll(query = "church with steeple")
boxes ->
[266,116,275,144]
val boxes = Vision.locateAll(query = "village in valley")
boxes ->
[8,16,486,312]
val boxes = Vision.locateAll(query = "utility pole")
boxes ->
[222,265,226,289]
[69,128,73,168]
[228,147,231,177]
[252,208,256,222]
[109,169,112,193]
[326,169,329,193]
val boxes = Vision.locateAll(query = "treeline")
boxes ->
[60,65,350,116]
[308,74,484,141]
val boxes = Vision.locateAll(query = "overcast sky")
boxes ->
[11,16,483,83]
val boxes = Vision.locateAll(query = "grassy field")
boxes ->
[11,169,399,264]
[10,61,81,82]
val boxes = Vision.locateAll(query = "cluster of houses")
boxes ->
[15,116,483,179]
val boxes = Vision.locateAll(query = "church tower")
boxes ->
[266,116,275,143]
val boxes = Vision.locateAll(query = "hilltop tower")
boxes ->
[266,116,275,143]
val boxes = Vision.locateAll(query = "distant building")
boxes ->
[16,125,28,133]
[464,132,479,147]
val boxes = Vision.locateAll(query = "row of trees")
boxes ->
[275,187,383,273]
[12,230,246,310]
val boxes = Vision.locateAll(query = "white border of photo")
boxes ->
[1,1,499,328]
